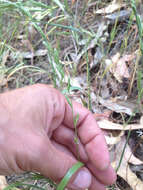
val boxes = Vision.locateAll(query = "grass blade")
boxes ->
[53,0,65,12]
[131,0,143,54]
[57,162,84,190]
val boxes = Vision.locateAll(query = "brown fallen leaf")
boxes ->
[14,49,48,59]
[96,0,125,14]
[111,136,143,190]
[0,176,7,190]
[98,116,143,130]
[98,97,137,115]
[0,176,20,190]
[105,53,132,83]
[105,131,124,146]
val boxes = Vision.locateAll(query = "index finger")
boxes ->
[63,100,110,170]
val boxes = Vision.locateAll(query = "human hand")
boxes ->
[0,84,116,190]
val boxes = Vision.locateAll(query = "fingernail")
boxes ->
[71,169,92,189]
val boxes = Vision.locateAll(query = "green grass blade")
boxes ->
[131,0,143,54]
[25,0,50,8]
[53,0,65,12]
[64,95,73,108]
[57,162,84,190]
[116,130,131,172]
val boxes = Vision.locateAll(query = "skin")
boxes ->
[0,84,116,190]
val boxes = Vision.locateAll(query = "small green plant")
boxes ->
[63,78,81,149]
[59,79,85,190]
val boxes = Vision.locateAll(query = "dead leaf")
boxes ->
[96,0,125,14]
[112,136,143,190]
[0,176,20,190]
[0,176,7,190]
[15,49,48,59]
[105,131,124,145]
[98,116,143,130]
[105,53,131,83]
[105,9,131,23]
[98,97,137,115]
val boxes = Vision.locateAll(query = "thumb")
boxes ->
[30,137,92,190]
